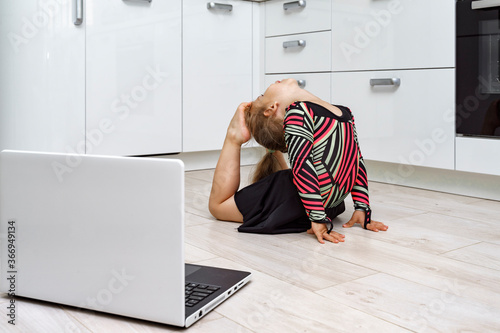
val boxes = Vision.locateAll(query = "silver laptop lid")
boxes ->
[0,150,185,326]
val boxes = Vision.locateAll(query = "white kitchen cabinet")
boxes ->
[183,0,253,152]
[331,0,455,71]
[331,68,455,170]
[86,0,182,156]
[264,0,332,101]
[456,137,500,176]
[265,0,331,37]
[265,31,332,74]
[0,0,85,153]
[0,0,182,156]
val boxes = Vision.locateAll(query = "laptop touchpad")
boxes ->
[185,264,202,278]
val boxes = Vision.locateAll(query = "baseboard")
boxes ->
[156,147,265,172]
[155,150,499,201]
[365,160,500,201]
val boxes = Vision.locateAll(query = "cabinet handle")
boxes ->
[283,40,306,48]
[370,78,401,87]
[123,0,152,2]
[471,0,500,10]
[207,2,233,11]
[284,0,306,11]
[297,79,306,88]
[74,0,83,25]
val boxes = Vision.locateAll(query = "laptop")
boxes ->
[0,150,251,327]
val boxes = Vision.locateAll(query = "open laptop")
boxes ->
[0,150,251,327]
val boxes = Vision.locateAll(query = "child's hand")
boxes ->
[307,222,345,244]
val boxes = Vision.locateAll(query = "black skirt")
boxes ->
[234,169,345,234]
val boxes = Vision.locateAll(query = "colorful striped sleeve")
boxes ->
[284,103,329,223]
[351,156,370,211]
[349,111,370,211]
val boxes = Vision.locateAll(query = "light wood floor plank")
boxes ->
[371,183,499,225]
[318,273,500,332]
[198,258,410,333]
[62,304,252,333]
[0,296,91,333]
[359,214,482,255]
[186,220,378,291]
[292,233,500,309]
[388,212,500,245]
[441,242,500,271]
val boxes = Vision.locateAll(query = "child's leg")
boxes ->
[208,138,244,222]
[208,103,251,222]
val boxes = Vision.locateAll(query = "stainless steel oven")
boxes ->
[456,0,500,138]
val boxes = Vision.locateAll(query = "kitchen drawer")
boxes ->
[265,0,331,37]
[331,68,455,170]
[331,0,454,71]
[265,73,331,103]
[456,137,500,176]
[266,31,332,74]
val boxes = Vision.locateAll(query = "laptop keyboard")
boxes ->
[185,282,221,307]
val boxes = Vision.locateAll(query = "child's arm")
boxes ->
[284,103,345,244]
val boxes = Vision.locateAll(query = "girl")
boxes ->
[209,79,388,244]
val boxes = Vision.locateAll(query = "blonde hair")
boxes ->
[245,102,287,183]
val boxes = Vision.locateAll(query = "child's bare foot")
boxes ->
[227,102,251,145]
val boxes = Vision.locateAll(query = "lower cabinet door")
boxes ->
[86,0,182,156]
[182,0,253,152]
[456,137,500,176]
[0,0,85,153]
[331,68,455,170]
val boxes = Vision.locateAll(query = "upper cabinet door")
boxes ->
[86,0,182,156]
[183,0,253,152]
[0,0,85,153]
[331,0,455,71]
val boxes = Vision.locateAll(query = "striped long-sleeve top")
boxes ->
[283,101,370,224]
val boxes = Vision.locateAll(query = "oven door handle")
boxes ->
[472,0,500,10]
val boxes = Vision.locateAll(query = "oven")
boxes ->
[456,0,500,138]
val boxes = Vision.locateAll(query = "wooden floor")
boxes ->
[2,166,500,332]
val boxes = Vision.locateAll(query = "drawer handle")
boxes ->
[207,2,233,11]
[472,0,500,10]
[297,79,306,88]
[283,40,306,48]
[123,0,152,3]
[284,0,306,11]
[370,78,401,87]
[74,0,83,25]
